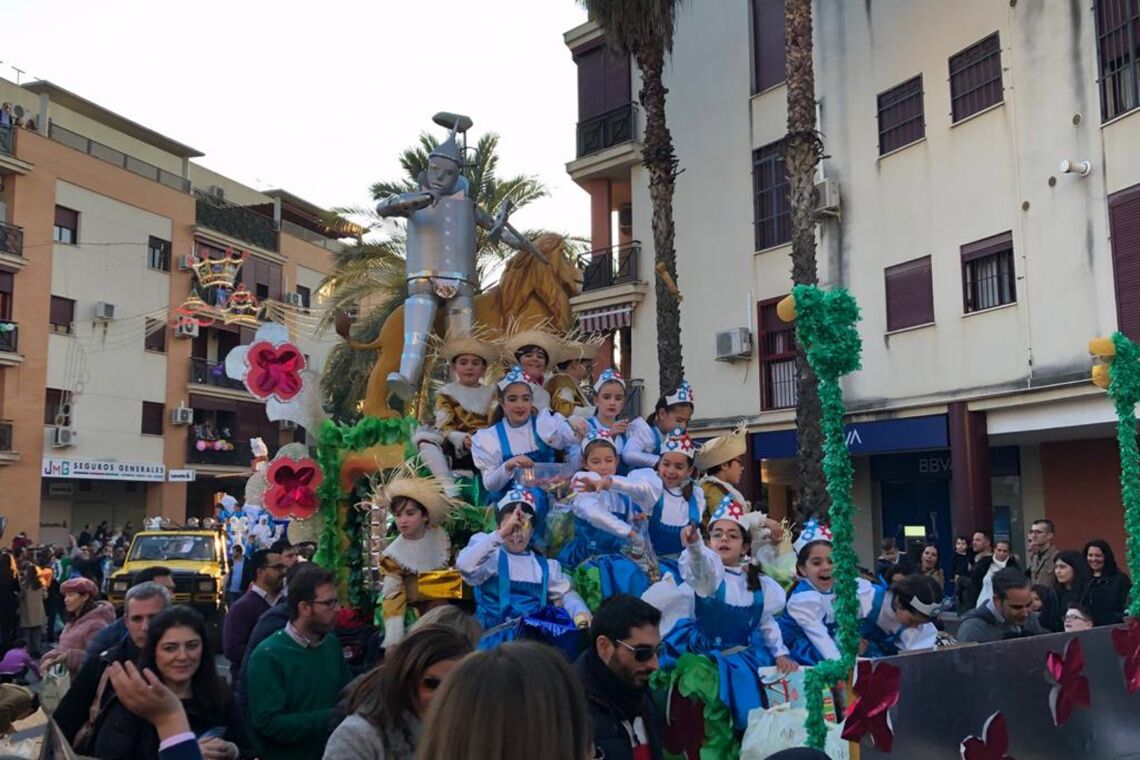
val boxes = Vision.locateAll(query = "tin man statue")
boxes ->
[375,112,546,402]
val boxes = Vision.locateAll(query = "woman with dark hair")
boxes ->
[323,625,472,760]
[93,606,237,760]
[1044,550,1092,632]
[1084,539,1132,626]
[414,641,593,760]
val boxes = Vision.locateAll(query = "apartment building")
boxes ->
[0,79,346,543]
[563,1,1140,567]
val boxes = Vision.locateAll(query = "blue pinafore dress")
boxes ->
[777,580,839,666]
[486,417,556,539]
[647,488,702,579]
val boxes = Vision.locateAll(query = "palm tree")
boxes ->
[318,131,553,422]
[582,0,686,395]
[784,0,829,513]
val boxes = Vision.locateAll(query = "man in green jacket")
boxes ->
[246,564,349,760]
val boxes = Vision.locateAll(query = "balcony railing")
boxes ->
[189,358,247,391]
[0,420,11,452]
[576,103,637,158]
[0,222,22,258]
[187,438,252,467]
[0,124,12,156]
[0,323,18,353]
[48,123,191,192]
[195,191,279,252]
[579,241,641,292]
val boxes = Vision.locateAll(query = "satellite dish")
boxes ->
[11,105,24,119]
[432,112,473,134]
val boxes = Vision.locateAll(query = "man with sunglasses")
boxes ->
[245,565,350,760]
[575,594,664,760]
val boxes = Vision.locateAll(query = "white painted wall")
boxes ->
[46,181,171,463]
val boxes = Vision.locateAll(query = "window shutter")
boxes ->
[49,296,74,325]
[0,272,12,294]
[961,231,1013,262]
[1110,184,1140,340]
[54,206,78,228]
[575,47,606,120]
[752,0,786,93]
[885,256,935,331]
[602,48,631,112]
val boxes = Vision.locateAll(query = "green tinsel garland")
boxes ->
[313,416,417,601]
[788,284,863,751]
[649,654,739,760]
[1105,333,1140,618]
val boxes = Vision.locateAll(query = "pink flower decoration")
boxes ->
[841,659,901,751]
[264,458,323,520]
[245,341,306,401]
[960,711,1013,760]
[1112,618,1140,694]
[1046,637,1091,726]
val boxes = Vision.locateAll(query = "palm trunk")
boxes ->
[785,0,829,515]
[637,44,685,396]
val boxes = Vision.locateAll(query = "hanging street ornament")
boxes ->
[959,711,1013,760]
[1045,637,1091,726]
[223,284,263,328]
[1111,618,1140,694]
[841,659,901,752]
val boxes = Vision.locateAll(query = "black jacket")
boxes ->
[93,696,229,760]
[574,651,663,760]
[53,639,137,743]
[1085,573,1132,627]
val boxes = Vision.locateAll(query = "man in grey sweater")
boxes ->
[957,567,1045,644]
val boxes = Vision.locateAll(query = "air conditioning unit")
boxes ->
[279,419,298,431]
[170,406,194,425]
[175,320,199,339]
[94,302,116,320]
[285,292,304,307]
[52,427,76,448]
[177,254,195,271]
[814,178,841,216]
[207,185,226,201]
[714,328,753,362]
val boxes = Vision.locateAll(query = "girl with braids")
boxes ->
[622,380,695,470]
[659,496,793,732]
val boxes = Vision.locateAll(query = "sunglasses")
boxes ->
[613,638,662,663]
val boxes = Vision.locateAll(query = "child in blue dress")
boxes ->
[622,380,695,470]
[859,574,942,657]
[660,496,795,731]
[630,428,704,579]
[569,369,631,473]
[456,488,590,652]
[557,429,658,598]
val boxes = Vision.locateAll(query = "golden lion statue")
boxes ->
[337,233,583,419]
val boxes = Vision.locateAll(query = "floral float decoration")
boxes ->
[264,456,323,520]
[1045,637,1091,727]
[840,659,901,752]
[1111,618,1140,694]
[225,322,326,432]
[959,711,1013,760]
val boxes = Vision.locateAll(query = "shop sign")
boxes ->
[168,469,197,482]
[752,414,950,459]
[47,482,75,496]
[42,457,166,482]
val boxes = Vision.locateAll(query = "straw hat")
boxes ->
[500,321,564,366]
[372,458,458,529]
[435,326,500,367]
[694,421,748,472]
[555,331,604,365]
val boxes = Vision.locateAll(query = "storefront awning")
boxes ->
[576,303,633,334]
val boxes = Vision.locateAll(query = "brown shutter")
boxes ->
[54,206,78,228]
[576,47,605,120]
[0,272,12,294]
[752,0,786,93]
[885,256,935,331]
[49,296,74,325]
[961,231,1013,262]
[1110,184,1140,340]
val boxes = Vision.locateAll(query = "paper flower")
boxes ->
[245,341,306,401]
[1045,637,1091,726]
[264,458,323,520]
[960,711,1012,760]
[1111,618,1140,694]
[841,659,901,751]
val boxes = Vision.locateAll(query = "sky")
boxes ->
[2,0,591,238]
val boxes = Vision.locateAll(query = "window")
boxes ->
[1095,0,1140,121]
[1108,184,1140,339]
[752,142,791,250]
[0,272,11,321]
[751,0,786,93]
[240,256,283,301]
[877,76,925,155]
[147,236,171,272]
[949,33,1003,122]
[144,318,166,352]
[45,388,70,426]
[962,232,1016,313]
[574,44,632,121]
[884,256,935,331]
[296,285,311,310]
[49,296,75,333]
[53,206,78,244]
[757,297,797,410]
[141,401,164,435]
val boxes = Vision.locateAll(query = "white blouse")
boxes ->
[629,468,706,529]
[622,417,667,470]
[569,471,659,538]
[471,410,577,494]
[784,577,876,662]
[456,532,587,618]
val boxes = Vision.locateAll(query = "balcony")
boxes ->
[187,438,252,467]
[0,420,17,465]
[189,358,247,392]
[567,103,642,185]
[48,123,190,192]
[571,242,648,334]
[0,223,23,269]
[0,322,20,366]
[195,191,279,253]
[0,125,11,156]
